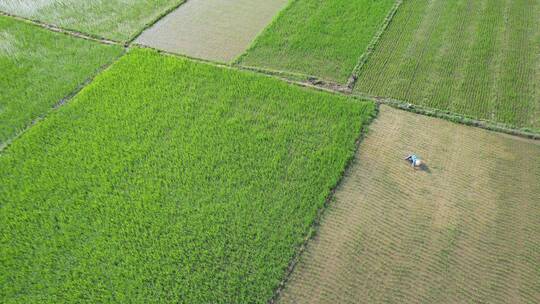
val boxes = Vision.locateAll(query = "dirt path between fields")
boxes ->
[134,0,289,63]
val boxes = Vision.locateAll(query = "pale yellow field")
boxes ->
[279,105,540,304]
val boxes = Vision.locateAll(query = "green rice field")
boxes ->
[354,0,540,131]
[0,0,185,41]
[0,15,122,147]
[237,0,397,83]
[0,48,374,303]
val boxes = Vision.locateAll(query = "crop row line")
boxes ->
[347,0,404,89]
[231,0,297,65]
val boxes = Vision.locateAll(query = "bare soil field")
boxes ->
[278,105,540,304]
[135,0,288,62]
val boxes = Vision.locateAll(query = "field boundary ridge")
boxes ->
[347,0,403,89]
[353,92,540,140]
[0,10,124,46]
[0,49,127,153]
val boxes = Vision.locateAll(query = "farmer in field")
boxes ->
[405,154,423,169]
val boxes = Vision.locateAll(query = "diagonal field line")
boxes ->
[0,10,124,46]
[0,48,127,153]
[347,0,404,90]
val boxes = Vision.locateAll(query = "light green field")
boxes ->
[354,0,540,131]
[279,106,540,304]
[237,0,397,83]
[0,0,185,41]
[0,15,122,147]
[0,48,374,303]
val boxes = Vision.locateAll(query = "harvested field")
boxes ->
[0,0,184,41]
[354,0,540,132]
[0,48,374,303]
[0,15,122,147]
[238,0,397,83]
[279,105,540,304]
[135,0,289,62]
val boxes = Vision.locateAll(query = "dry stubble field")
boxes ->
[279,105,540,304]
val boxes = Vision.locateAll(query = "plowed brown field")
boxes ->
[278,105,540,304]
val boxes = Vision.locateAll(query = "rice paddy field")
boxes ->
[354,0,540,131]
[237,0,397,83]
[1,1,539,303]
[279,106,540,304]
[0,48,374,303]
[0,15,122,147]
[0,0,185,41]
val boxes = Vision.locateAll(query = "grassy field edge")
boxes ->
[348,0,403,88]
[232,0,296,65]
[0,48,127,152]
[353,92,540,140]
[268,104,378,304]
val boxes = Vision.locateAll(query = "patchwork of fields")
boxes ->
[1,0,539,303]
[279,106,540,303]
[354,0,540,131]
[0,15,122,147]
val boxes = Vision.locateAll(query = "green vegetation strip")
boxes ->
[0,15,123,147]
[0,0,185,41]
[0,48,374,303]
[237,0,397,83]
[354,0,540,132]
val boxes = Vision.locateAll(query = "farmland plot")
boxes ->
[135,0,289,62]
[0,0,185,41]
[237,0,397,83]
[354,0,540,132]
[0,15,122,147]
[279,106,540,304]
[0,48,374,303]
